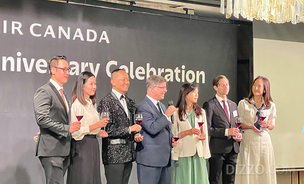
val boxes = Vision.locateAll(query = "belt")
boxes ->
[109,138,127,145]
[85,135,97,138]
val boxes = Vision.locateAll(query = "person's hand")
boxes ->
[189,127,200,136]
[252,125,263,133]
[96,118,109,129]
[172,138,178,147]
[33,132,40,142]
[69,121,81,133]
[228,128,239,136]
[134,133,143,142]
[164,105,177,118]
[233,133,243,142]
[130,124,142,132]
[198,132,206,140]
[260,120,268,128]
[99,130,108,138]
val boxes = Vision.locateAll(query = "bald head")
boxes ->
[110,69,130,94]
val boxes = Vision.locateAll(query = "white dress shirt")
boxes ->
[112,89,129,117]
[50,78,69,112]
[146,95,170,121]
[71,98,100,140]
[112,89,132,133]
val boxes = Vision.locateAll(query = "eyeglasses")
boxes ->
[55,67,70,73]
[156,86,167,90]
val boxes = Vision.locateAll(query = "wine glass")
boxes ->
[75,108,84,121]
[236,117,241,129]
[198,121,204,136]
[135,113,143,125]
[100,111,109,130]
[259,110,266,121]
[172,127,180,153]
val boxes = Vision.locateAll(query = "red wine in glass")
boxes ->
[236,123,241,128]
[173,136,180,142]
[76,116,83,121]
[136,120,142,125]
[260,117,266,121]
[198,122,204,128]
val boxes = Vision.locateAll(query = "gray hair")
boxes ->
[146,75,167,92]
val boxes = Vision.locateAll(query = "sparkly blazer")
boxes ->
[97,92,136,164]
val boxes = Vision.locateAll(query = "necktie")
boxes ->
[157,102,162,114]
[255,110,261,129]
[120,95,124,100]
[222,100,230,121]
[254,107,263,135]
[59,89,67,110]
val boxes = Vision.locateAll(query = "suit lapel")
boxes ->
[48,82,68,116]
[145,96,163,116]
[213,97,230,123]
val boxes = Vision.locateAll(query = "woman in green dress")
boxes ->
[172,83,210,184]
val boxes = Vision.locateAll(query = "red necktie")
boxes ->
[222,100,230,121]
[59,89,67,110]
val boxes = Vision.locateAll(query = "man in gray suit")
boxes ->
[203,75,242,184]
[136,75,177,184]
[33,55,81,184]
[97,69,142,184]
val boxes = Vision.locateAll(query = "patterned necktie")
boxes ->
[222,100,230,121]
[120,95,125,100]
[59,88,67,110]
[253,103,263,135]
[157,102,162,114]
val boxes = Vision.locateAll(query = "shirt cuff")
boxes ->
[129,127,131,134]
[225,129,229,136]
[165,114,171,122]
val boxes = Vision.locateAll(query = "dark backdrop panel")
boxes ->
[0,0,238,183]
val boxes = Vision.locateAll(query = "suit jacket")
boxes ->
[171,108,211,160]
[33,81,71,157]
[203,96,239,154]
[135,96,172,167]
[97,92,136,165]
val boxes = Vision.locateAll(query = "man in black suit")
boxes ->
[33,55,81,184]
[203,75,242,184]
[97,69,143,184]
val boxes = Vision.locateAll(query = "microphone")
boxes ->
[168,100,174,123]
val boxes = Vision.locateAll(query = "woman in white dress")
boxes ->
[235,76,277,184]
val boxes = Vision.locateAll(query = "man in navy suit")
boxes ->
[136,75,177,184]
[203,75,242,184]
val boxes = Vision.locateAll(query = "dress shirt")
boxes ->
[238,98,276,132]
[112,89,129,117]
[71,98,100,140]
[215,94,230,136]
[112,89,132,133]
[49,78,69,113]
[146,95,170,121]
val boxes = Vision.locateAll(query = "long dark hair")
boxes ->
[245,76,273,109]
[176,83,202,121]
[72,71,96,105]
